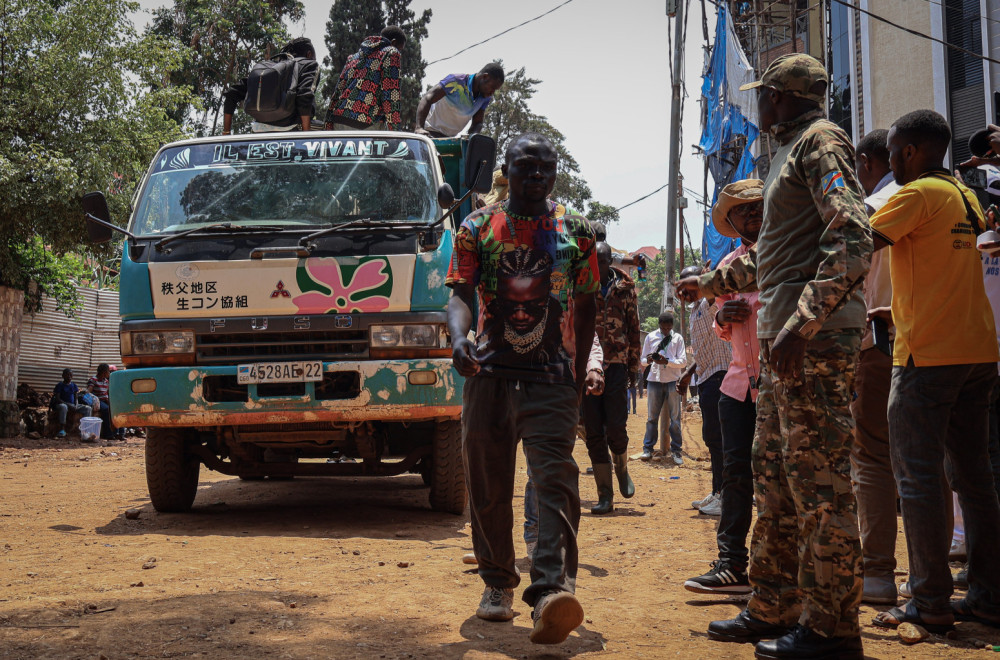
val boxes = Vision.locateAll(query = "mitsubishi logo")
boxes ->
[270,280,291,298]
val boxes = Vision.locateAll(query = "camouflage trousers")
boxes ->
[746,329,863,638]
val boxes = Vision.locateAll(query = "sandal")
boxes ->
[953,598,1000,629]
[872,601,955,634]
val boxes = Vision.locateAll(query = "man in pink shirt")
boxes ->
[684,179,763,595]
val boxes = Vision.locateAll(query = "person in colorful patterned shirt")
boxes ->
[446,132,598,644]
[583,241,640,515]
[415,63,504,137]
[324,26,405,131]
[87,363,114,440]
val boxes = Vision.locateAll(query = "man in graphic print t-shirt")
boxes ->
[446,133,599,645]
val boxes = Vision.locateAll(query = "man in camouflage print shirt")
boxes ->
[678,53,872,659]
[582,242,641,515]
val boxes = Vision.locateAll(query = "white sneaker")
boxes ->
[691,492,714,509]
[476,586,514,621]
[698,496,722,516]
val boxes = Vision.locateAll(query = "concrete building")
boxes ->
[730,0,998,166]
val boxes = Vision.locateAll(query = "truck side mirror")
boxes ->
[82,192,114,244]
[464,134,496,194]
[437,184,455,208]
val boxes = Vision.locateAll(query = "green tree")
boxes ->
[481,66,617,221]
[321,0,432,128]
[0,0,192,312]
[634,246,702,332]
[147,0,304,136]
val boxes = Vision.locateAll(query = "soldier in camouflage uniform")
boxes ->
[583,242,641,514]
[677,54,872,660]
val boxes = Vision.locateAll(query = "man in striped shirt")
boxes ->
[677,265,733,516]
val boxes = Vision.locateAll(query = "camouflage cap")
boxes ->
[739,53,828,104]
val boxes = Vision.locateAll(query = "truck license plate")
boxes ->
[237,361,323,385]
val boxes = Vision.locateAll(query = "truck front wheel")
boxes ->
[428,420,466,514]
[145,428,200,513]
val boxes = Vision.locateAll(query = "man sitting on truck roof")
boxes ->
[446,132,599,645]
[221,37,319,135]
[415,63,504,138]
[325,26,406,132]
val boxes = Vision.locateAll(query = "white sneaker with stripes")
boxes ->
[684,560,752,594]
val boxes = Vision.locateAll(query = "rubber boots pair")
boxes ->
[612,452,635,498]
[590,463,614,514]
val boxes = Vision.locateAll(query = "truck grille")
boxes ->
[196,330,368,363]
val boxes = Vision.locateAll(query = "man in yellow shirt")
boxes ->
[870,109,1000,632]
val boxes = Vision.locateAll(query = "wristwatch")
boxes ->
[587,367,605,377]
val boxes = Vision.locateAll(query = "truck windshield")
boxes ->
[131,137,437,235]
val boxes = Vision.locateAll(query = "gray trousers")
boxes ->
[462,376,580,607]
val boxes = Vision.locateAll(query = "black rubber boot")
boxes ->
[612,452,635,498]
[590,463,614,514]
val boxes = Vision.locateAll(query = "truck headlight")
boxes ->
[370,324,446,348]
[122,330,195,355]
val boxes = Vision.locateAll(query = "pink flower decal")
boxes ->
[293,258,392,313]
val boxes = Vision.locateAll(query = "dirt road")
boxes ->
[1,399,995,658]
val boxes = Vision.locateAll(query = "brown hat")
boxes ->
[712,179,764,238]
[739,53,828,105]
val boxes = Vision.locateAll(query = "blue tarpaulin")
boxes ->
[700,4,760,268]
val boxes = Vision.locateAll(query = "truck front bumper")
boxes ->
[109,360,463,428]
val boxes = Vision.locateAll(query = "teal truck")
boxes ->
[82,132,495,514]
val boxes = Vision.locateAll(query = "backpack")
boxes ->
[243,53,300,123]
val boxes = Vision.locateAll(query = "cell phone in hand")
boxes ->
[871,317,891,357]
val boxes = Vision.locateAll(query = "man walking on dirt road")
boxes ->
[676,54,872,659]
[446,132,599,645]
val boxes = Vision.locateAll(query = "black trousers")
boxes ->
[717,390,757,568]
[582,363,630,464]
[462,376,580,607]
[698,370,725,493]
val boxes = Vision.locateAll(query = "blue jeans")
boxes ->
[889,360,1000,616]
[643,380,681,453]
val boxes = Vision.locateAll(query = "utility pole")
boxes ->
[662,0,685,314]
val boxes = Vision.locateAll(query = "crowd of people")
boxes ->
[444,50,1000,659]
[215,27,1000,656]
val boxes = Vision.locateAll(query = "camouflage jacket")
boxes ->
[595,266,641,371]
[699,109,872,340]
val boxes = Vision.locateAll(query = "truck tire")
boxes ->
[145,428,200,513]
[429,420,466,514]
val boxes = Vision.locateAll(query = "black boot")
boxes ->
[753,625,863,660]
[708,610,792,644]
[590,463,614,514]
[611,452,635,498]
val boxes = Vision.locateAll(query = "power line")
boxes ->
[426,0,578,66]
[614,184,669,212]
[832,0,1000,66]
[914,0,1000,29]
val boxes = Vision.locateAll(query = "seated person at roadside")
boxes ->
[50,368,92,437]
[87,363,115,440]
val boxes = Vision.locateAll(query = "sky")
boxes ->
[133,0,717,253]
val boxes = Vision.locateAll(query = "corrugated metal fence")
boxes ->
[18,287,121,392]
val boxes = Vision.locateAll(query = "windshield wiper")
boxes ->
[154,223,286,252]
[298,218,410,246]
